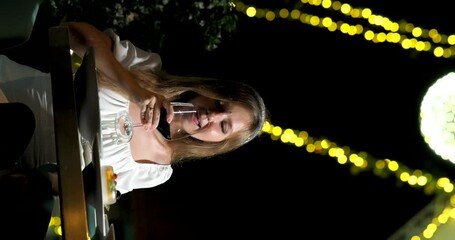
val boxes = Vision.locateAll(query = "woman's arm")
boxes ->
[104,29,162,71]
[66,22,170,129]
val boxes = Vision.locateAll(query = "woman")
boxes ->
[0,22,268,194]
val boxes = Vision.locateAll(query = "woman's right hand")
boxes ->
[67,22,112,59]
[131,87,173,131]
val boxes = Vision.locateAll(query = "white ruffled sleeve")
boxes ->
[104,28,162,70]
[115,164,173,194]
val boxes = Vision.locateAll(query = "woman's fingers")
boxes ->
[134,89,169,131]
[163,101,174,124]
[141,96,162,131]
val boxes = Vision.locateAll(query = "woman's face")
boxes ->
[176,95,252,142]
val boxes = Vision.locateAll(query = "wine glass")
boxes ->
[101,110,134,145]
[101,102,200,144]
[142,102,201,140]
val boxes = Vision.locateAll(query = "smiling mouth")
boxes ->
[195,109,209,129]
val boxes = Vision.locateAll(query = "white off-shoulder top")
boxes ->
[98,87,172,194]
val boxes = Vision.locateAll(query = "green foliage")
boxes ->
[46,0,239,52]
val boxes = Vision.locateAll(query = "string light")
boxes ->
[261,120,454,196]
[234,0,455,58]
[261,118,455,239]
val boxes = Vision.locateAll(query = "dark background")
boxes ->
[124,2,455,240]
[5,1,455,239]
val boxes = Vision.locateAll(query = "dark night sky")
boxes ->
[5,1,455,240]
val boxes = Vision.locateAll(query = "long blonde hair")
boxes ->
[99,67,268,164]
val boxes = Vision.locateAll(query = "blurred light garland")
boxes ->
[260,120,455,239]
[260,121,454,196]
[234,0,455,58]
